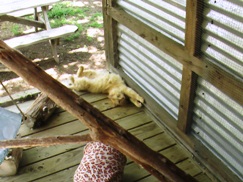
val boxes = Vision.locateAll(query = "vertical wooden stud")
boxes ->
[102,0,119,69]
[177,0,204,133]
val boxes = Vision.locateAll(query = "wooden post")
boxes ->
[177,0,204,133]
[24,92,57,129]
[0,148,23,176]
[0,41,196,182]
[102,0,119,69]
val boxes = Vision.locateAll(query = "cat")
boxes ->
[69,66,144,107]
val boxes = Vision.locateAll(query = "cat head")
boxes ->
[69,75,87,91]
[108,89,127,106]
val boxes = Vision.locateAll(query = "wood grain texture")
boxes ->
[178,0,203,132]
[24,93,57,129]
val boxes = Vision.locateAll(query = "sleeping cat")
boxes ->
[69,66,144,107]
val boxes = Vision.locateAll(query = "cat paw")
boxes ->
[130,96,144,107]
[77,66,84,77]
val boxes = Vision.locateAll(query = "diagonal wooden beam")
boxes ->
[0,15,45,29]
[0,40,196,182]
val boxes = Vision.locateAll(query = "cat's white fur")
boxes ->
[69,66,144,107]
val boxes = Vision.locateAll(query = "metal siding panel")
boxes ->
[117,24,182,119]
[117,0,186,44]
[192,78,243,180]
[201,0,243,78]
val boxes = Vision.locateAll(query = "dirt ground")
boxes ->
[0,0,106,97]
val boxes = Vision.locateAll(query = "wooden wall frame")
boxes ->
[103,0,242,181]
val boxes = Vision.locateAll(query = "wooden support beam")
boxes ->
[0,134,92,149]
[0,40,196,182]
[24,92,57,129]
[0,15,45,29]
[178,0,204,133]
[102,0,119,68]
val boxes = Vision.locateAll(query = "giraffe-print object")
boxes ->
[74,142,127,182]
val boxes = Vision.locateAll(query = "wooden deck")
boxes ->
[0,92,212,182]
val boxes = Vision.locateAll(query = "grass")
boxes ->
[48,1,103,41]
[11,24,21,36]
[9,1,103,41]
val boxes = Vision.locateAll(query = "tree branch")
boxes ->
[0,134,92,149]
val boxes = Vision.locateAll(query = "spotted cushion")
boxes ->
[74,142,127,182]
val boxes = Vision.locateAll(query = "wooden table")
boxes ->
[0,0,78,63]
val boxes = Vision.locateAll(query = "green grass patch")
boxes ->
[11,24,21,36]
[48,2,87,19]
[89,12,103,28]
[47,1,103,41]
[8,1,103,41]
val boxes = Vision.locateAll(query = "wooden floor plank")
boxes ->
[25,120,87,138]
[129,122,163,140]
[1,146,84,182]
[144,133,176,151]
[194,172,212,181]
[123,162,149,181]
[136,175,159,182]
[160,145,189,164]
[176,159,202,177]
[103,104,142,120]
[34,166,77,182]
[117,112,152,130]
[19,111,77,136]
[20,143,85,167]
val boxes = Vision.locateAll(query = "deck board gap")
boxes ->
[158,143,177,153]
[127,120,153,131]
[21,118,80,137]
[21,145,85,168]
[142,132,164,141]
[193,172,203,177]
[174,157,189,165]
[134,174,151,182]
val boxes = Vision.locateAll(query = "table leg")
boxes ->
[41,6,59,63]
[34,8,38,32]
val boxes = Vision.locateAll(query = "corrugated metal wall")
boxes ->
[117,24,182,119]
[117,0,186,45]
[116,0,186,119]
[192,78,243,180]
[201,0,243,78]
[191,0,243,180]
